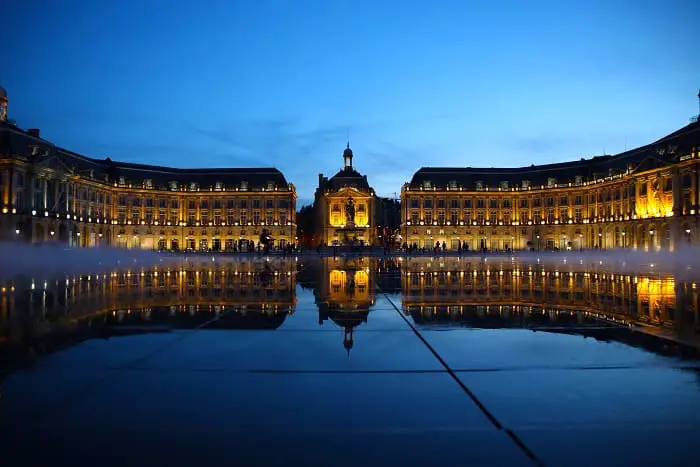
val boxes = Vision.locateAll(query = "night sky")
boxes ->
[4,0,699,205]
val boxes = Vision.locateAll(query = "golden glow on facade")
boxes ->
[0,141,297,249]
[401,151,699,252]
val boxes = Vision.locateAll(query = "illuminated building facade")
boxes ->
[0,88,296,250]
[313,144,376,246]
[401,120,700,252]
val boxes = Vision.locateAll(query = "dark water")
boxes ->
[1,255,699,466]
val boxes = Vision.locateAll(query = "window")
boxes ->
[476,199,485,209]
[520,210,528,222]
[450,199,458,209]
[574,195,582,205]
[438,211,445,224]
[559,208,568,221]
[450,211,458,224]
[521,180,530,189]
[265,199,274,209]
[425,212,433,224]
[489,199,497,209]
[475,181,485,191]
[546,197,554,207]
[410,199,419,209]
[663,178,672,192]
[279,199,289,208]
[144,179,153,189]
[200,200,209,209]
[575,208,583,223]
[500,181,509,190]
[640,184,647,196]
[520,199,528,208]
[423,181,432,189]
[267,182,275,191]
[169,181,178,191]
[189,182,198,191]
[503,211,511,224]
[683,173,693,188]
[240,181,248,191]
[503,199,511,208]
[119,177,126,187]
[215,182,223,191]
[437,199,445,208]
[533,198,541,207]
[463,199,472,208]
[448,180,457,189]
[423,199,433,208]
[547,178,556,188]
[575,176,583,185]
[410,212,419,224]
[253,200,261,209]
[489,212,497,224]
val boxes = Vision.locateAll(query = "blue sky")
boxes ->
[4,0,699,205]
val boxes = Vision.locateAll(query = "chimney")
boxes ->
[28,128,40,138]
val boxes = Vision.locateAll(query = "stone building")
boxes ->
[401,119,700,252]
[0,87,297,250]
[313,144,376,246]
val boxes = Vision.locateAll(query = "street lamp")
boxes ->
[621,231,626,248]
[15,229,20,235]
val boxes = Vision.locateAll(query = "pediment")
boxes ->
[328,186,370,198]
[31,151,75,175]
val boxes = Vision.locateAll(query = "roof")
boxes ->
[0,121,292,191]
[408,120,700,190]
[323,167,371,190]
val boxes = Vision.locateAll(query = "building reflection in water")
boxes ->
[1,256,700,368]
[0,258,298,375]
[313,257,376,353]
[400,257,700,350]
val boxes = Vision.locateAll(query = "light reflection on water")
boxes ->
[1,256,699,374]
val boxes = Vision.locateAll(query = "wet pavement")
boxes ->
[1,255,700,466]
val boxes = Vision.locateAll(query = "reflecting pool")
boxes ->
[1,255,699,466]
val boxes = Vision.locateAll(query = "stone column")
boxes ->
[42,178,48,210]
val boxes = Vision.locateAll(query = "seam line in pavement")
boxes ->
[377,285,543,465]
[24,260,315,427]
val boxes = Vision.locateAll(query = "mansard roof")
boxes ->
[408,120,700,190]
[0,121,292,191]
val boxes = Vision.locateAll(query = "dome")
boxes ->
[343,143,353,158]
